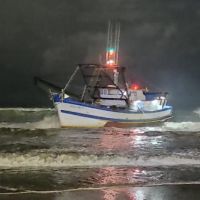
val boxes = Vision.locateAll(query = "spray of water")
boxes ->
[194,107,200,118]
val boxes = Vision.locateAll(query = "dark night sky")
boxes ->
[0,0,200,109]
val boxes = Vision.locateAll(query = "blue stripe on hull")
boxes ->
[60,109,172,123]
[54,97,172,114]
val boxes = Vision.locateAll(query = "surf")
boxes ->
[0,152,200,168]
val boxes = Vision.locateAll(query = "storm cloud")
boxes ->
[0,0,200,108]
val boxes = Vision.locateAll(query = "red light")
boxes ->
[130,84,139,90]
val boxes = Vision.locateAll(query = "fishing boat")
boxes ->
[50,22,173,128]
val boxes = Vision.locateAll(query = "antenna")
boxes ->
[115,22,120,65]
[106,21,111,62]
[106,21,120,67]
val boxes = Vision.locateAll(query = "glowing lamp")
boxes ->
[106,47,116,66]
[109,49,114,55]
[106,59,115,66]
[107,48,115,53]
[131,84,139,90]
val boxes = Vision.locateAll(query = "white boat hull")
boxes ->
[54,99,172,128]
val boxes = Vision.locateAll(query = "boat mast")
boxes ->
[115,22,120,65]
[105,22,130,105]
[106,21,120,67]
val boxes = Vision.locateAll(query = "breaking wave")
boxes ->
[0,116,60,129]
[0,107,60,129]
[163,122,200,132]
[1,120,200,131]
[136,121,200,132]
[0,107,200,131]
[0,152,200,168]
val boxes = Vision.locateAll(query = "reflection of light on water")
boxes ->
[98,128,163,151]
[151,139,158,145]
[130,128,145,134]
[56,189,148,200]
[98,128,141,151]
[97,167,119,185]
[102,188,146,200]
[128,189,145,200]
[135,190,145,200]
[131,135,162,146]
[131,135,143,145]
[131,127,163,132]
[94,167,147,187]
[127,168,147,183]
[103,189,118,200]
[97,127,165,151]
[150,136,162,146]
[134,168,140,173]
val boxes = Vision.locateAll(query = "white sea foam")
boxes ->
[0,153,200,168]
[0,107,200,131]
[194,107,200,118]
[162,121,200,132]
[130,121,200,133]
[0,107,54,112]
[1,119,200,131]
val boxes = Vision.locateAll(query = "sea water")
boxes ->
[0,108,200,199]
